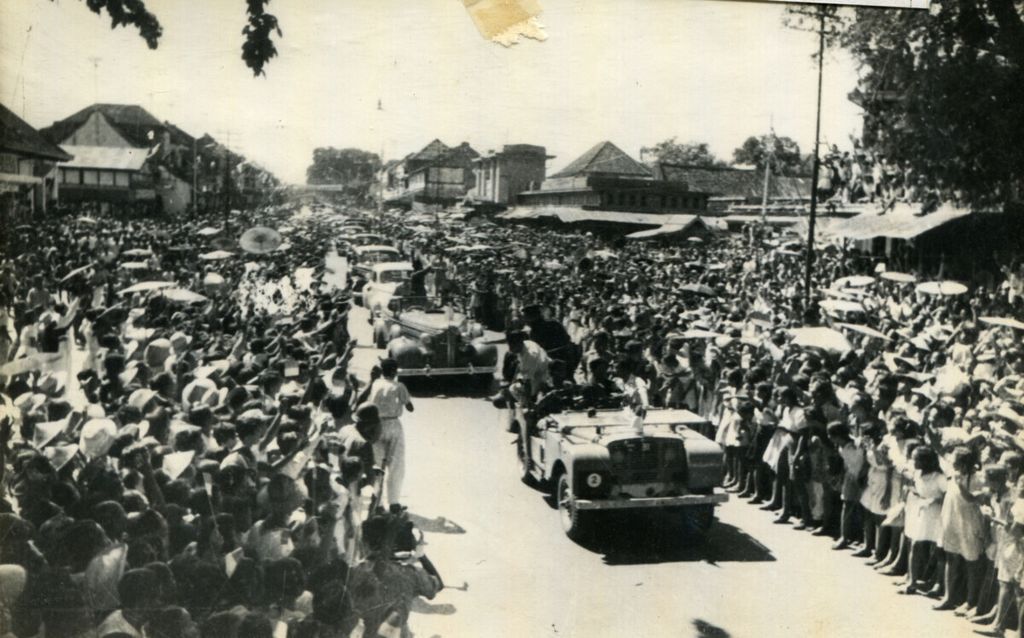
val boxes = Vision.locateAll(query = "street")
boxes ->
[344,306,971,638]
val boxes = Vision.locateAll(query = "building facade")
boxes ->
[470,144,551,205]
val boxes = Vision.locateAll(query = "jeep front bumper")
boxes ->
[574,491,728,511]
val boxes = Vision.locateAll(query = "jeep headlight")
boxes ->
[586,472,603,488]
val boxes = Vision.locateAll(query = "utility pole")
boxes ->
[760,118,775,224]
[804,7,827,309]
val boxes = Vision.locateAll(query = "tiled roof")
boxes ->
[41,103,165,148]
[409,139,450,162]
[550,141,652,179]
[0,102,72,162]
[60,145,148,171]
[655,163,811,200]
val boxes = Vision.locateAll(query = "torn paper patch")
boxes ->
[463,0,547,46]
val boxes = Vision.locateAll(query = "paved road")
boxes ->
[345,306,972,638]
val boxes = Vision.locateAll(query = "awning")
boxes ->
[626,221,703,239]
[499,206,702,227]
[804,201,975,241]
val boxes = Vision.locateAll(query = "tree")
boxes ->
[732,135,806,175]
[789,4,1024,205]
[55,0,281,76]
[640,138,726,167]
[306,148,381,202]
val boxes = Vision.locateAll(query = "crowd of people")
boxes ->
[362,205,1024,637]
[3,196,1024,637]
[0,206,440,638]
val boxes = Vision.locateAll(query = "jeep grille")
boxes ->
[608,438,685,484]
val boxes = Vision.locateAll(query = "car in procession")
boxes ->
[350,244,405,304]
[371,295,499,384]
[361,262,415,313]
[517,407,728,541]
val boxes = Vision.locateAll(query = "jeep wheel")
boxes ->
[557,474,590,541]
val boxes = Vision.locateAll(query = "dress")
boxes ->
[940,473,986,561]
[762,407,793,472]
[907,471,946,544]
[859,444,891,516]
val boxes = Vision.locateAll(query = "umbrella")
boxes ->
[837,322,890,341]
[916,281,968,296]
[122,248,153,257]
[0,352,63,377]
[687,237,704,244]
[77,216,98,225]
[59,263,93,284]
[789,327,853,354]
[590,250,618,260]
[681,329,726,340]
[200,250,235,261]
[203,272,226,287]
[820,299,865,315]
[276,242,291,252]
[239,226,283,254]
[118,281,175,295]
[980,316,1024,331]
[680,283,715,296]
[197,227,221,237]
[159,288,209,304]
[705,262,728,271]
[832,275,875,288]
[880,271,917,284]
[120,261,150,270]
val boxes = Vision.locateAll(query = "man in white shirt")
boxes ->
[367,358,413,507]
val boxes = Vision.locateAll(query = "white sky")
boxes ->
[1,0,864,184]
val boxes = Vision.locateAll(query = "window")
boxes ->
[99,171,114,186]
[617,193,625,206]
[61,169,81,184]
[629,194,637,206]
[641,196,648,207]
[114,172,130,187]
[82,170,98,185]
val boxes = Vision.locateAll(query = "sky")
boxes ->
[1,0,864,184]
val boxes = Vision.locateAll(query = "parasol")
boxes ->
[118,281,175,295]
[680,283,715,296]
[59,263,93,284]
[159,288,209,304]
[122,248,153,257]
[0,352,63,377]
[120,261,149,270]
[203,272,226,288]
[820,299,865,315]
[880,271,917,284]
[590,250,618,260]
[77,216,98,225]
[239,226,283,254]
[837,322,890,341]
[200,250,235,261]
[788,327,853,354]
[832,275,875,289]
[980,316,1024,331]
[197,227,221,237]
[681,329,726,340]
[916,281,968,296]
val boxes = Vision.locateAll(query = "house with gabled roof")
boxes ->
[378,139,480,207]
[0,101,73,218]
[517,141,708,213]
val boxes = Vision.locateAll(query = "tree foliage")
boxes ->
[790,4,1024,204]
[58,0,281,76]
[306,147,381,201]
[733,135,806,175]
[640,138,726,167]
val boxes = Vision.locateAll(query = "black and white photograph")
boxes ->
[1,0,1023,636]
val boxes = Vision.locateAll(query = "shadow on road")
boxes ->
[692,619,732,637]
[566,511,775,565]
[401,375,496,398]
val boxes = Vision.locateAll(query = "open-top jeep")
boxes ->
[518,407,728,541]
